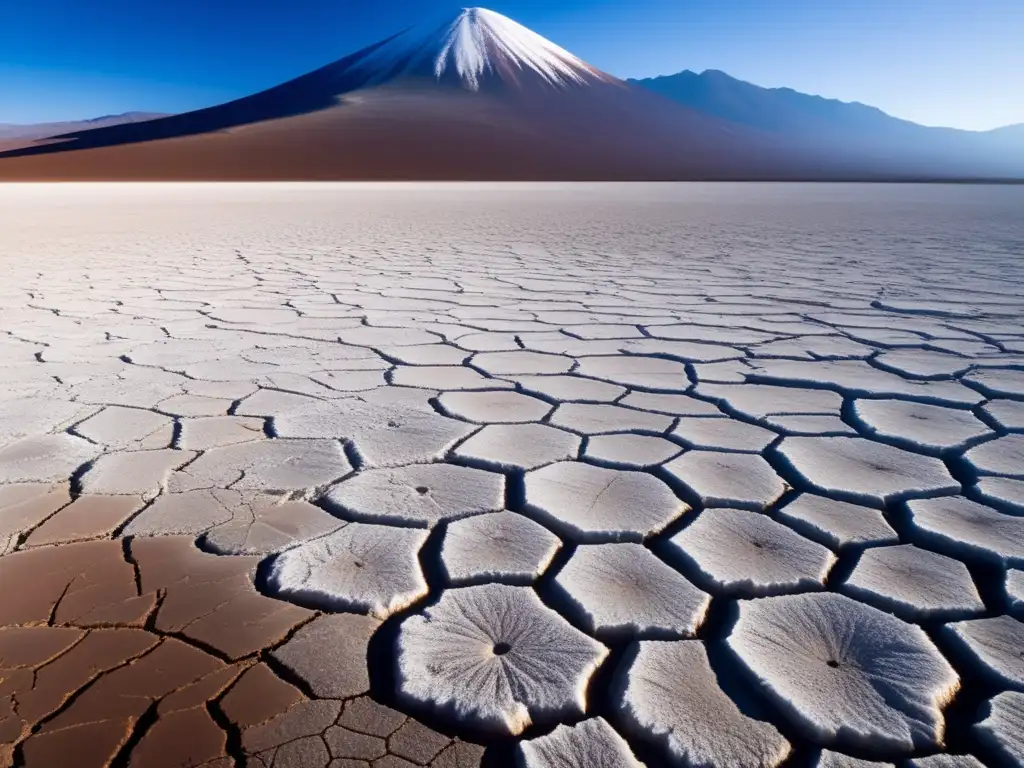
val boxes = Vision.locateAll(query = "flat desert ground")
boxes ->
[1,182,1024,768]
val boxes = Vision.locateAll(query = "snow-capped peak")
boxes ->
[353,7,605,91]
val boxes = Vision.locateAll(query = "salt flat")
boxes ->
[1,182,1023,767]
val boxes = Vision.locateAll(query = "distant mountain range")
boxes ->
[0,113,167,146]
[0,9,1019,181]
[631,70,1015,139]
[986,123,1024,144]
[630,69,1022,178]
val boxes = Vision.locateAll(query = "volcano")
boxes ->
[0,8,955,180]
[350,7,614,91]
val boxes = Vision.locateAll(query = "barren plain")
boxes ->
[1,182,1023,768]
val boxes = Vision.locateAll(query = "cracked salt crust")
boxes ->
[1,182,1023,765]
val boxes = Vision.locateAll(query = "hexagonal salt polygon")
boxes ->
[664,451,787,510]
[554,543,709,639]
[583,434,681,468]
[777,436,958,507]
[614,640,791,767]
[471,350,573,376]
[574,356,690,391]
[852,399,990,454]
[396,584,608,735]
[326,464,504,528]
[964,435,1024,478]
[524,461,686,543]
[841,545,984,621]
[908,496,1024,567]
[441,512,561,586]
[453,423,580,470]
[549,403,673,436]
[666,509,835,597]
[438,390,553,424]
[728,592,959,752]
[776,495,898,549]
[266,523,428,619]
[673,416,777,453]
[944,616,1024,691]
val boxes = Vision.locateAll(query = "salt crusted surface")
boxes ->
[815,751,895,768]
[1008,569,1024,615]
[265,523,429,618]
[517,717,644,768]
[908,496,1024,567]
[944,616,1024,691]
[667,508,836,596]
[614,639,791,766]
[851,399,990,454]
[325,463,504,527]
[553,542,710,638]
[728,593,959,753]
[975,692,1024,766]
[777,436,958,507]
[441,511,561,585]
[775,494,898,549]
[395,584,608,735]
[524,461,686,542]
[840,544,985,621]
[664,451,788,509]
[907,756,986,768]
[0,183,1022,764]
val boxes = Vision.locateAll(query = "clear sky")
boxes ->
[1,0,1021,131]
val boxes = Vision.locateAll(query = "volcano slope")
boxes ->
[1,182,1024,767]
[0,85,801,182]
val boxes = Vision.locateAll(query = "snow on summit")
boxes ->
[354,7,606,91]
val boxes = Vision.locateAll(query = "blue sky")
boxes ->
[1,0,1020,130]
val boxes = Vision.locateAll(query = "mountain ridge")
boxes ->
[631,69,1022,139]
[0,112,169,142]
[628,68,1021,178]
[635,70,1020,136]
[631,70,966,137]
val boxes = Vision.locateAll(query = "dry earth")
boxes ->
[1,182,1024,768]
